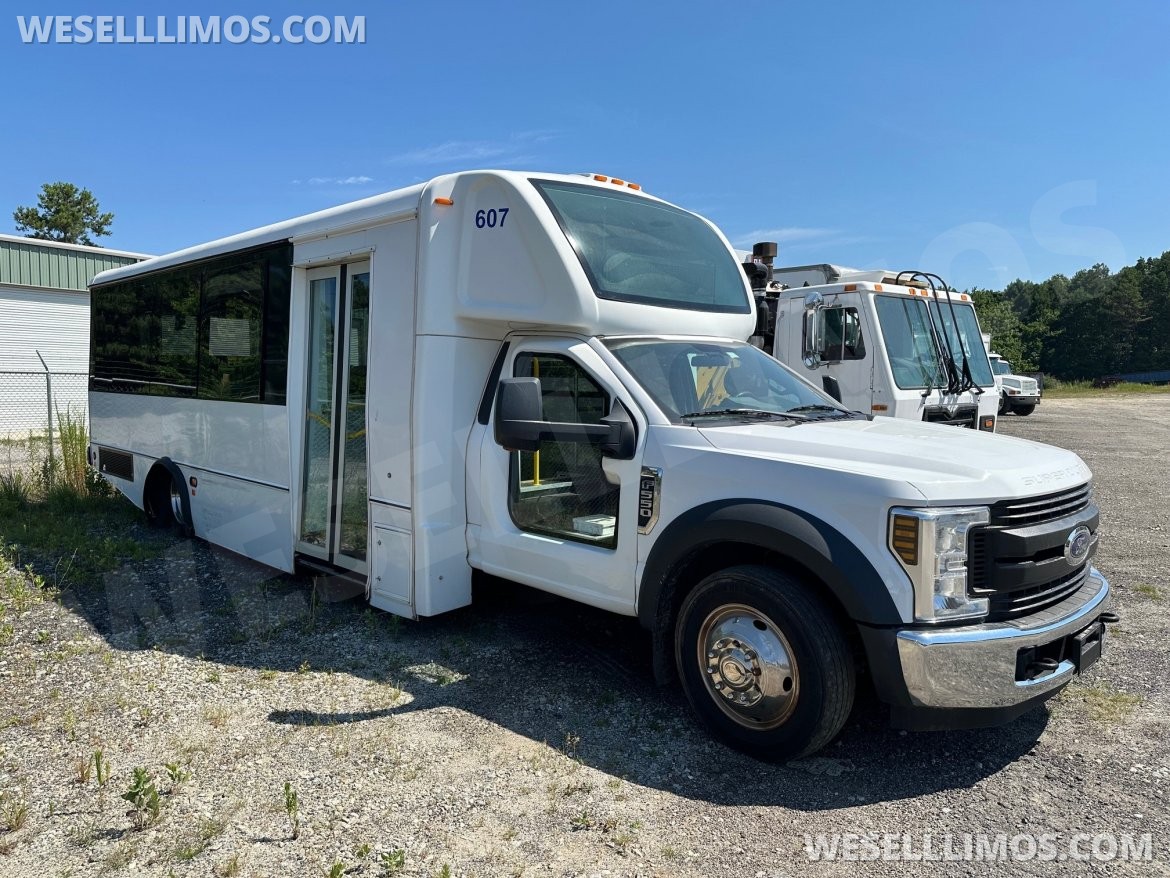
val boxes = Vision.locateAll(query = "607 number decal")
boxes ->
[475,208,509,229]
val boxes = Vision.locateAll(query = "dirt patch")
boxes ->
[0,398,1168,876]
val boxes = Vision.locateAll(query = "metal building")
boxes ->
[0,233,148,436]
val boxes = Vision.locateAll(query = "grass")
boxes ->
[174,811,233,862]
[0,427,167,593]
[1135,583,1165,601]
[1044,379,1170,398]
[1063,683,1143,724]
[0,792,29,832]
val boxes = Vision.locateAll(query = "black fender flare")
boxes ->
[637,499,902,683]
[147,457,194,533]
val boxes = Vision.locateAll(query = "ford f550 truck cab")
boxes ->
[88,171,1112,758]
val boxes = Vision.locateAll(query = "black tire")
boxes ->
[1012,404,1035,416]
[144,468,191,536]
[998,393,1009,415]
[674,564,855,760]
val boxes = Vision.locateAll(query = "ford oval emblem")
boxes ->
[1064,525,1093,566]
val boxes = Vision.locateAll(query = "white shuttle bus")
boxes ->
[88,171,1113,758]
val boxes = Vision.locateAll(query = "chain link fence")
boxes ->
[0,370,89,477]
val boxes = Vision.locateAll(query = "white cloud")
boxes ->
[732,227,837,247]
[300,175,375,186]
[387,130,560,167]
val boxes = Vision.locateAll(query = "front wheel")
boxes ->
[998,393,1009,415]
[1013,404,1035,416]
[674,565,855,760]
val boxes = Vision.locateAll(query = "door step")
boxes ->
[294,555,368,603]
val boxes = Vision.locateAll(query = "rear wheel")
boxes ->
[1013,404,1035,416]
[998,393,1009,415]
[144,467,191,536]
[674,564,855,760]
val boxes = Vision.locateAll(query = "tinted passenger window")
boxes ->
[199,258,263,401]
[90,242,293,403]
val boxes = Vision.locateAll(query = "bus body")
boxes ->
[88,171,1111,759]
[742,254,999,430]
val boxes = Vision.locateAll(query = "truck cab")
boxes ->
[742,253,999,431]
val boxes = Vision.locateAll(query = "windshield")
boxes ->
[927,300,995,388]
[991,359,1012,376]
[874,296,994,390]
[604,338,853,424]
[533,180,750,314]
[873,295,948,389]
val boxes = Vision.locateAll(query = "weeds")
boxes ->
[121,767,161,829]
[93,749,111,787]
[379,849,406,874]
[325,861,346,878]
[164,761,190,788]
[174,813,231,862]
[283,782,300,839]
[215,854,243,877]
[0,792,29,832]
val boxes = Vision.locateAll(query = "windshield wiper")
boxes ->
[680,408,804,422]
[784,404,859,419]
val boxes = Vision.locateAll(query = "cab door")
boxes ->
[470,337,645,615]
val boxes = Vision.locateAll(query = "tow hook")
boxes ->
[1100,612,1120,624]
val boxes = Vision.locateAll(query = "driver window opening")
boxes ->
[508,353,620,548]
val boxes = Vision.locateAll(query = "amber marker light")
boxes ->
[891,514,920,565]
[433,197,454,206]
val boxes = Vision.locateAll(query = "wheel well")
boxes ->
[143,464,171,516]
[651,540,869,689]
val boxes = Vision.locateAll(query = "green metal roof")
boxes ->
[0,234,146,292]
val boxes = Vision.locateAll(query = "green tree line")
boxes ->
[971,252,1170,380]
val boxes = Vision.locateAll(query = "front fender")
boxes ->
[638,499,902,628]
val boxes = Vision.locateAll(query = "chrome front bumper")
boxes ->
[894,568,1110,709]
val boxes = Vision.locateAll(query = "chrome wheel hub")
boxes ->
[698,604,798,729]
[170,484,185,525]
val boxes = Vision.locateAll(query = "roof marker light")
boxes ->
[611,178,625,186]
[627,182,641,190]
[843,283,858,292]
[874,284,883,292]
[593,174,608,182]
[433,197,454,206]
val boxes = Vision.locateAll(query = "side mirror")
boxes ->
[494,378,543,452]
[802,308,823,369]
[600,400,637,460]
[493,377,638,460]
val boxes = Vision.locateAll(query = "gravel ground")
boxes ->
[1,395,1168,877]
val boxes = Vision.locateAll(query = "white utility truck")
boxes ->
[88,171,1112,759]
[989,351,1042,416]
[741,246,1000,431]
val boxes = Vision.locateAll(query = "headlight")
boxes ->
[889,506,990,622]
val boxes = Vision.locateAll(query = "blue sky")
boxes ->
[2,1,1167,290]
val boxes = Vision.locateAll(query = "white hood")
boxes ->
[697,417,1090,504]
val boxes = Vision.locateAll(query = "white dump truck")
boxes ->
[741,246,1000,430]
[87,171,1112,758]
